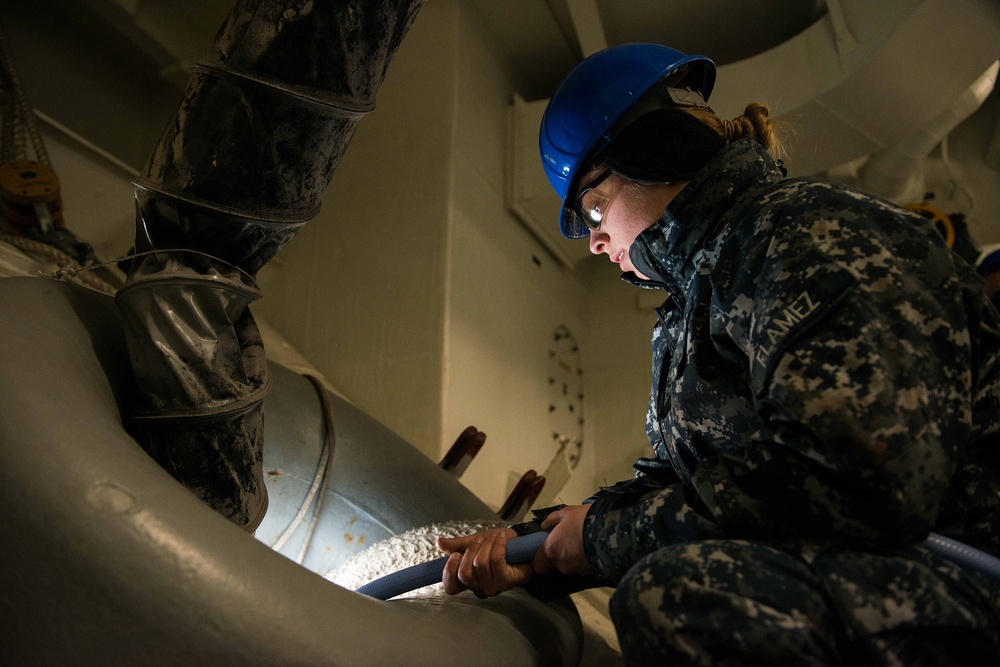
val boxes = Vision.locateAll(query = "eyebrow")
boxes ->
[574,166,611,202]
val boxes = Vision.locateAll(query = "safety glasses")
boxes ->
[571,168,615,233]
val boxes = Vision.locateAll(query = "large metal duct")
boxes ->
[115,0,424,530]
[0,277,582,665]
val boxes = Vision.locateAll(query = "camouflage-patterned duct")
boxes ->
[115,0,425,531]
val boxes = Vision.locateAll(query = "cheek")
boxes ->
[601,185,664,248]
[614,207,658,247]
[615,189,663,240]
[633,209,659,237]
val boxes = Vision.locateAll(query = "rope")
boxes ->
[0,21,48,165]
[22,246,258,298]
[1,80,16,163]
[0,233,119,294]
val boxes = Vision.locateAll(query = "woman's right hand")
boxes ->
[534,504,592,576]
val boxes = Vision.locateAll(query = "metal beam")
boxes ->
[566,0,608,57]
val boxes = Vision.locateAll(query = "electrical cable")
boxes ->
[270,439,328,552]
[295,374,337,563]
[270,372,336,560]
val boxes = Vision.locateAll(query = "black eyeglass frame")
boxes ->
[571,167,615,233]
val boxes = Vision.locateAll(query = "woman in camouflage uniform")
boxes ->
[438,44,1000,665]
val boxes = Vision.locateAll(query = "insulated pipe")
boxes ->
[857,60,999,205]
[116,0,425,530]
[0,277,584,665]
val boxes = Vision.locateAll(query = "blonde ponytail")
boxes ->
[683,102,785,161]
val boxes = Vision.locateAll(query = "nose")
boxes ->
[589,229,607,255]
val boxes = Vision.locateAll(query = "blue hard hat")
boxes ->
[539,44,716,239]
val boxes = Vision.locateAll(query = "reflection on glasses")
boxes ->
[573,168,613,232]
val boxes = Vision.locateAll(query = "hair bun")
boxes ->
[721,103,774,150]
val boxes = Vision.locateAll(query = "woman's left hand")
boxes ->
[436,528,535,598]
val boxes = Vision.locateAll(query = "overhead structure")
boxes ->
[507,0,1000,268]
[565,0,608,58]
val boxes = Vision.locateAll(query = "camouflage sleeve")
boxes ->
[583,189,978,583]
[582,477,726,584]
[698,200,974,542]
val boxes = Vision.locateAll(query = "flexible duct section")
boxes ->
[115,0,425,531]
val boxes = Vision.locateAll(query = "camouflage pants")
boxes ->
[610,539,1000,666]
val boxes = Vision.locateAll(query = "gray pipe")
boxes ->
[115,0,425,531]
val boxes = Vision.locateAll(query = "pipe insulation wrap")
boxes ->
[116,0,426,530]
[355,531,551,601]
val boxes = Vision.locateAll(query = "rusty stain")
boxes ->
[347,516,358,526]
[267,469,282,477]
[344,533,354,543]
[357,535,367,545]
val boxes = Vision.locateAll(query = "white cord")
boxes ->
[272,374,336,563]
[271,439,329,552]
[295,374,337,563]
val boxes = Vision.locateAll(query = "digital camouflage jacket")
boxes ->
[581,138,1000,585]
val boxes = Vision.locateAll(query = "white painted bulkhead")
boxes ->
[4,0,999,519]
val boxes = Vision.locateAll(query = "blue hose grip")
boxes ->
[924,532,1000,581]
[355,529,1000,601]
[355,530,550,600]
